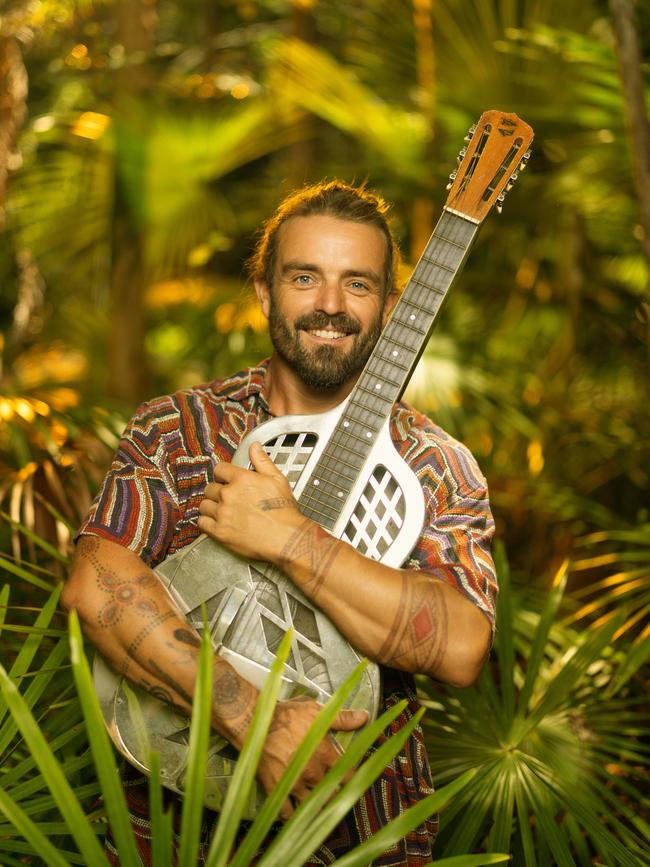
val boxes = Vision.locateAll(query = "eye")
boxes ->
[294,274,314,286]
[348,280,370,294]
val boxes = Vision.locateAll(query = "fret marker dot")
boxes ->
[337,491,344,498]
[343,420,349,428]
[375,383,381,390]
[409,313,416,321]
[392,350,399,357]
[313,479,320,486]
[366,431,372,439]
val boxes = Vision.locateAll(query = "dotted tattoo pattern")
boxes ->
[78,536,159,627]
[122,611,176,677]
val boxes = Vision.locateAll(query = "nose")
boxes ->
[314,278,345,315]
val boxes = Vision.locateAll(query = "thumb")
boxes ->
[330,708,369,732]
[248,440,279,476]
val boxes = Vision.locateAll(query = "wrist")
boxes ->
[210,659,259,749]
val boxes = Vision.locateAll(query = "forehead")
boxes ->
[274,215,387,273]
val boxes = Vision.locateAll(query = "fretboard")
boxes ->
[297,209,478,530]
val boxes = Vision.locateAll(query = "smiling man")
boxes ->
[63,181,497,865]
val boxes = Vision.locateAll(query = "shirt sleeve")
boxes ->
[398,422,498,629]
[76,399,183,567]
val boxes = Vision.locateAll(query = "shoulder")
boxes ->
[390,400,488,496]
[128,362,268,430]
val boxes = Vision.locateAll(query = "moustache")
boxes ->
[294,312,361,334]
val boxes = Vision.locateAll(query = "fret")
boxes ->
[299,500,338,526]
[408,273,451,290]
[415,259,456,276]
[387,316,428,336]
[372,349,409,371]
[313,459,357,483]
[429,230,467,250]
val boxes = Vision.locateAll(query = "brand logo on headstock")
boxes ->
[498,117,517,137]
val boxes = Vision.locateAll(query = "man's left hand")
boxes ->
[197,441,303,562]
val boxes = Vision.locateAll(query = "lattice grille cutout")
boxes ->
[188,587,227,631]
[251,567,333,694]
[342,465,405,560]
[262,432,317,489]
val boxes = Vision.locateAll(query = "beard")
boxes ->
[268,303,383,391]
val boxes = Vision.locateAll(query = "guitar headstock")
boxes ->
[445,110,534,223]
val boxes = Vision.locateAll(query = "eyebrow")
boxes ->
[281,260,382,286]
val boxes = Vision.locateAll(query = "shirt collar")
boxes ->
[219,358,272,414]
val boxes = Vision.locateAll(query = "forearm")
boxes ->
[62,535,258,744]
[274,518,490,686]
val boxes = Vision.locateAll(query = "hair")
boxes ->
[247,180,400,296]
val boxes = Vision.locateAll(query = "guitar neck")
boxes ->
[297,209,479,529]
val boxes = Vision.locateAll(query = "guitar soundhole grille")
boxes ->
[262,432,317,489]
[343,465,405,560]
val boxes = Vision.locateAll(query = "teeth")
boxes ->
[310,329,346,339]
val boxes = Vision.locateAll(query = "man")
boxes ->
[63,181,497,865]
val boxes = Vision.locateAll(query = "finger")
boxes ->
[330,708,369,732]
[279,798,294,822]
[196,514,218,537]
[198,498,219,518]
[291,782,313,803]
[212,462,243,483]
[203,481,224,501]
[249,441,280,476]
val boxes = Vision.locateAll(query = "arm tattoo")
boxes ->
[378,576,448,674]
[122,611,176,677]
[212,667,255,738]
[148,658,194,706]
[258,497,295,511]
[279,520,340,600]
[174,628,201,647]
[77,535,158,627]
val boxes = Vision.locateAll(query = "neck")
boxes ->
[263,354,357,416]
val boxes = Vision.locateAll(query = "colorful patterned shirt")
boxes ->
[79,360,497,866]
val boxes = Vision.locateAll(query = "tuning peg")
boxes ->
[495,191,506,214]
[464,124,476,141]
[446,169,458,190]
[519,150,532,171]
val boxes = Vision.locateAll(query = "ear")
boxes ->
[382,290,399,326]
[255,279,271,319]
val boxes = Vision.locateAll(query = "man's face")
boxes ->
[255,215,397,391]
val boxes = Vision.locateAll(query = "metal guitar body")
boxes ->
[94,402,425,815]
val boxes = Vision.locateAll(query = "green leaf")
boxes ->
[257,706,427,866]
[68,612,140,867]
[178,625,214,867]
[331,769,479,867]
[205,628,294,867]
[0,661,109,866]
[229,658,371,867]
[149,751,173,867]
[516,559,568,716]
[0,786,72,867]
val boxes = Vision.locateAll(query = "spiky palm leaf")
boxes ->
[420,545,650,865]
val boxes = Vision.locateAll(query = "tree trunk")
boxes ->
[107,0,157,403]
[0,35,28,212]
[609,0,650,347]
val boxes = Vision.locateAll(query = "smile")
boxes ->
[307,329,349,340]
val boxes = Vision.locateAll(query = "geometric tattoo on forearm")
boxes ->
[279,519,340,601]
[377,576,448,673]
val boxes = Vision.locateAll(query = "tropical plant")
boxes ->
[420,545,650,866]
